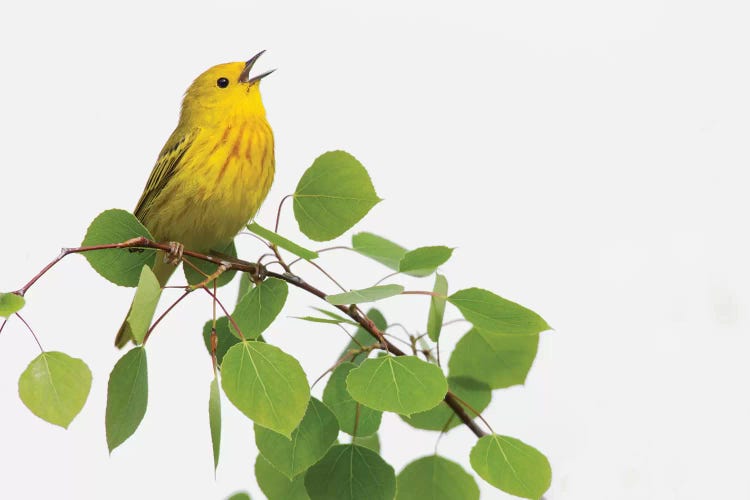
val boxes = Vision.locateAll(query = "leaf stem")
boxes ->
[15,313,43,352]
[372,271,400,287]
[201,287,246,342]
[273,194,293,233]
[401,290,446,298]
[446,390,494,434]
[10,235,486,438]
[142,290,191,345]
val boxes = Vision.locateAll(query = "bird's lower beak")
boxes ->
[239,50,276,85]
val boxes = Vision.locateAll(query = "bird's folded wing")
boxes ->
[134,127,198,222]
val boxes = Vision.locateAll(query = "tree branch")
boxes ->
[12,237,487,438]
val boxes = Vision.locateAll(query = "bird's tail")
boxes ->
[114,255,177,348]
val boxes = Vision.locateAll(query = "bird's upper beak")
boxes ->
[239,50,275,85]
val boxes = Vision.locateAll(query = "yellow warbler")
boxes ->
[115,51,275,348]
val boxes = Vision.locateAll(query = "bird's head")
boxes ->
[181,51,274,125]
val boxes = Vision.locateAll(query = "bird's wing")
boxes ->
[134,127,198,222]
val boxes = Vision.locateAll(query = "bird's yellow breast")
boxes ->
[143,118,274,252]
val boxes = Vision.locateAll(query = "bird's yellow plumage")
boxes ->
[115,52,275,347]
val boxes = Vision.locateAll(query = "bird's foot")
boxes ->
[163,241,184,265]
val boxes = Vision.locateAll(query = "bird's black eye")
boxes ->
[217,77,229,88]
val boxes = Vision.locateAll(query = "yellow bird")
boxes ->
[115,51,275,348]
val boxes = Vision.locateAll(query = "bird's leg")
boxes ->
[163,241,185,265]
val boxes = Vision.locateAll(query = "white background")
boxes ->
[1,1,748,499]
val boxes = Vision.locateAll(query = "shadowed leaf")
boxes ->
[401,376,490,431]
[81,209,155,287]
[230,278,288,339]
[202,317,241,365]
[183,240,237,288]
[323,362,381,436]
[338,308,386,366]
[106,346,148,452]
[396,455,479,500]
[304,445,395,500]
[449,328,538,389]
[255,398,338,479]
[256,455,310,500]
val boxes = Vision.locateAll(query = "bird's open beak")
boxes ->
[239,50,275,85]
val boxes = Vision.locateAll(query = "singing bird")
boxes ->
[115,52,275,347]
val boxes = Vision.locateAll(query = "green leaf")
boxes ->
[209,377,221,471]
[396,455,479,500]
[293,151,381,241]
[183,240,237,288]
[398,246,453,277]
[351,232,406,271]
[304,444,396,500]
[448,288,550,337]
[0,292,24,317]
[401,376,490,432]
[202,317,241,365]
[308,307,358,326]
[339,308,386,365]
[221,341,309,437]
[18,352,92,429]
[292,316,353,326]
[470,434,551,499]
[351,433,380,453]
[255,398,339,479]
[81,209,156,287]
[106,346,148,452]
[125,265,161,344]
[427,274,448,342]
[256,455,310,500]
[448,329,538,389]
[326,285,404,305]
[247,222,319,260]
[226,493,251,500]
[237,272,253,303]
[322,362,381,436]
[230,278,288,339]
[346,356,448,416]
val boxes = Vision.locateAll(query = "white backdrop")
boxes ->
[1,1,748,499]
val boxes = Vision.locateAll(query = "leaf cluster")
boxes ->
[4,150,553,499]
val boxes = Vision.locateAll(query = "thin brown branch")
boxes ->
[263,269,487,438]
[10,236,485,438]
